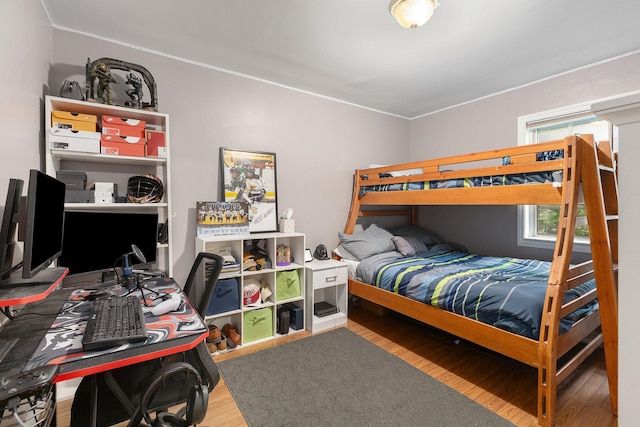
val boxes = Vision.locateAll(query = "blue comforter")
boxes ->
[358,244,596,340]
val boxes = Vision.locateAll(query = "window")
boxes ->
[517,103,614,252]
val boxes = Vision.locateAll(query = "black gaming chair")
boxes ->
[183,252,224,317]
[70,253,224,427]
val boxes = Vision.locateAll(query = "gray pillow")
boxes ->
[333,244,358,261]
[391,225,443,246]
[338,224,395,261]
[392,235,428,257]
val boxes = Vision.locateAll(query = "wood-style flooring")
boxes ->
[56,304,617,427]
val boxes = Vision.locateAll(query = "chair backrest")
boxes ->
[182,252,224,317]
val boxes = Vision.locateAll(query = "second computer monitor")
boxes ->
[59,211,159,278]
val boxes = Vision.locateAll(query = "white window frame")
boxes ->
[516,101,615,253]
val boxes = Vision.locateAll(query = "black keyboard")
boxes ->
[82,295,148,351]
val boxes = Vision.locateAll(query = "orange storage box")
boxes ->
[51,110,98,132]
[101,115,146,138]
[100,134,145,157]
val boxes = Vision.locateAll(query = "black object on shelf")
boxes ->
[314,301,338,317]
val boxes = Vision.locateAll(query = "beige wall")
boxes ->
[0,0,52,197]
[48,30,410,285]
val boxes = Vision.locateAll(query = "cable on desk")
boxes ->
[1,385,55,426]
[7,397,27,427]
[1,307,15,321]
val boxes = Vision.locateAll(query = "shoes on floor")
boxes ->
[223,323,242,348]
[207,324,227,352]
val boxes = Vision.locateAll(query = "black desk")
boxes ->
[0,277,209,425]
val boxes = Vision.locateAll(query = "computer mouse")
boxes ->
[86,289,114,301]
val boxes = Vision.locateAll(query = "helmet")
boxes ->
[127,173,164,203]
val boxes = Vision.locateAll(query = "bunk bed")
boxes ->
[339,134,618,426]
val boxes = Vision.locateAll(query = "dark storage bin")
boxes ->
[56,170,87,190]
[285,303,304,330]
[206,277,240,315]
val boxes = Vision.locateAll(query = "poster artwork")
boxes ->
[220,149,277,233]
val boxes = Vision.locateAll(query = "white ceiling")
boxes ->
[42,0,640,119]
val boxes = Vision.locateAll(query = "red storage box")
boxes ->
[101,115,146,138]
[100,134,145,157]
[145,130,166,158]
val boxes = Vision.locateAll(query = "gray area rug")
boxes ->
[218,328,515,426]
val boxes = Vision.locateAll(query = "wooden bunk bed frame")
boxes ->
[341,134,618,426]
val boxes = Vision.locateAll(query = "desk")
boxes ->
[25,277,208,382]
[0,277,209,426]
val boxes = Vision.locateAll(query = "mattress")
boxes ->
[355,243,597,340]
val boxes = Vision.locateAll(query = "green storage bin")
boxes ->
[276,270,301,301]
[243,307,273,344]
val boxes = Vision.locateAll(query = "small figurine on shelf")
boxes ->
[125,72,143,109]
[89,62,117,104]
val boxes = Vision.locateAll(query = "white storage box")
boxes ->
[94,196,115,204]
[49,128,100,153]
[92,182,116,193]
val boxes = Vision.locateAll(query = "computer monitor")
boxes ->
[0,179,24,280]
[18,170,66,279]
[59,211,159,280]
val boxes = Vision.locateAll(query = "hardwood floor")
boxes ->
[56,305,617,426]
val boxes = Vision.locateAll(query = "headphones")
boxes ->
[140,362,208,427]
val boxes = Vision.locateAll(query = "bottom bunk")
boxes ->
[342,225,604,426]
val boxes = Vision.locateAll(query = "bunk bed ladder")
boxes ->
[539,135,618,426]
[538,136,582,427]
[579,137,619,417]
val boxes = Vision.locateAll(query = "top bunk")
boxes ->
[351,136,580,209]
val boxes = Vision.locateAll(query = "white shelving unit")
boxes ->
[305,259,348,333]
[44,95,173,276]
[196,232,306,349]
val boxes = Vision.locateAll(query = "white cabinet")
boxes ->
[196,232,306,350]
[305,259,348,333]
[44,95,173,276]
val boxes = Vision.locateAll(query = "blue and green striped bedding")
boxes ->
[359,150,565,197]
[359,170,562,196]
[358,244,597,340]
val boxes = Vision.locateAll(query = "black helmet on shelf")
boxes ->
[127,173,164,203]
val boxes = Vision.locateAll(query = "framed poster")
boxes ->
[220,148,278,233]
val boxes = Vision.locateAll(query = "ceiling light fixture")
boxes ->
[389,0,439,29]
